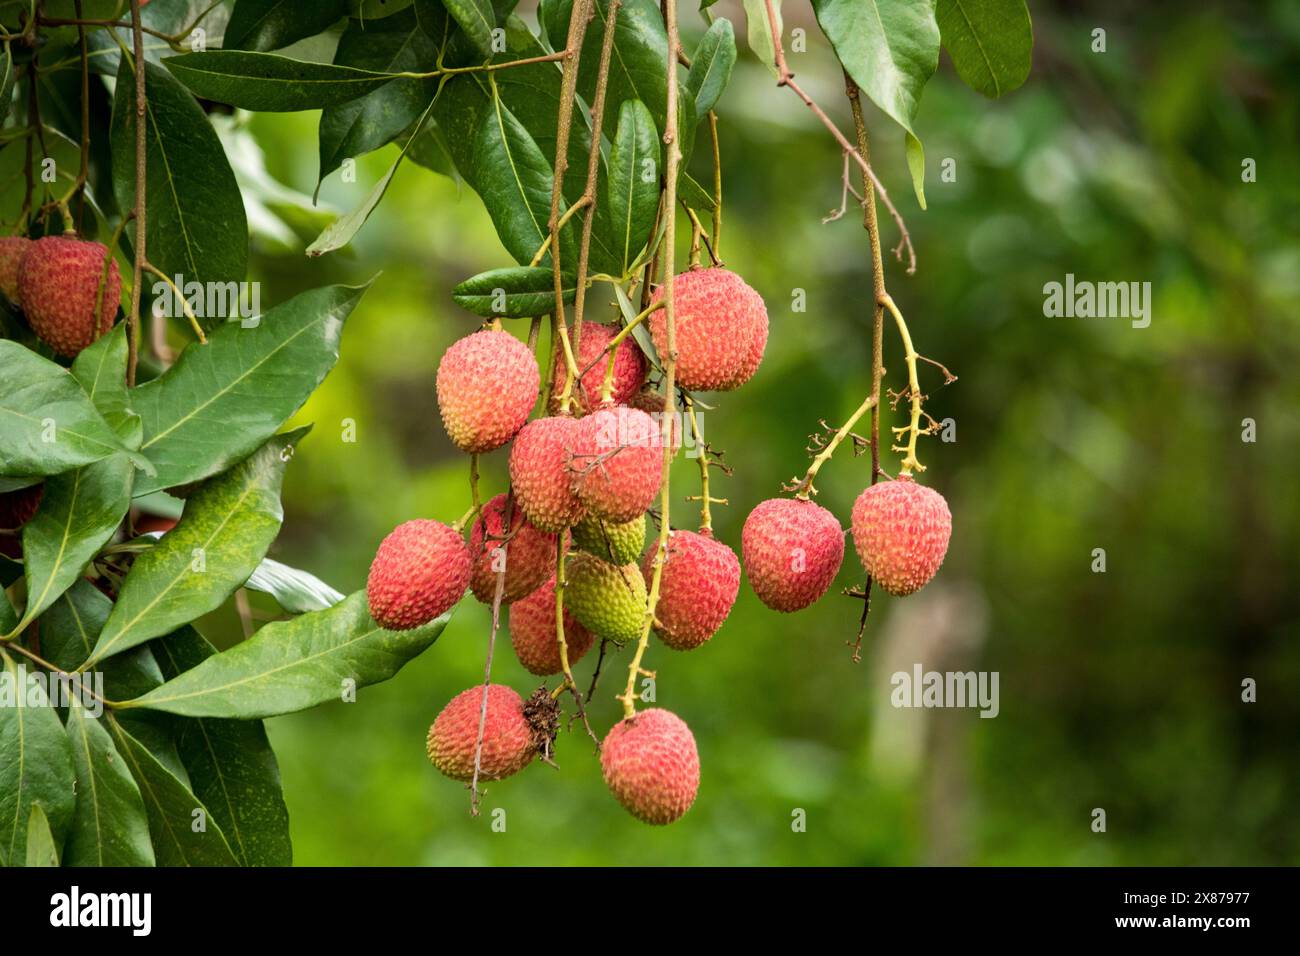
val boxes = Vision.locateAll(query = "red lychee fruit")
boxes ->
[643,529,740,650]
[648,267,767,392]
[570,405,664,523]
[626,386,685,452]
[850,477,952,597]
[509,416,586,533]
[426,684,535,781]
[601,708,700,825]
[741,497,845,612]
[550,321,647,414]
[0,236,32,305]
[17,236,121,358]
[468,493,556,605]
[508,575,596,676]
[0,484,44,531]
[436,329,539,453]
[366,519,471,630]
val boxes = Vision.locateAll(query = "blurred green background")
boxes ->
[196,0,1299,864]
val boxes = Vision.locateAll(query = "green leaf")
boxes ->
[0,341,151,478]
[245,557,346,613]
[452,266,577,318]
[86,429,304,667]
[0,652,77,866]
[741,0,781,77]
[225,0,349,52]
[935,0,1032,98]
[0,43,14,128]
[678,171,717,211]
[84,1,234,76]
[811,0,940,207]
[105,715,239,866]
[24,804,59,867]
[63,698,156,867]
[163,51,400,111]
[111,58,249,308]
[605,99,660,277]
[404,115,459,180]
[444,0,497,58]
[687,17,736,115]
[317,6,440,191]
[131,283,367,496]
[15,329,136,631]
[121,591,450,719]
[152,629,291,866]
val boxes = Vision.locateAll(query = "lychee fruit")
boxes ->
[366,519,471,630]
[570,405,664,523]
[0,236,32,305]
[643,529,740,651]
[550,321,647,413]
[426,684,535,781]
[601,708,700,825]
[648,267,767,392]
[509,415,586,533]
[564,552,647,643]
[741,497,845,612]
[468,493,556,605]
[626,386,685,452]
[508,575,596,676]
[436,329,539,453]
[850,477,952,597]
[0,484,44,531]
[17,236,121,358]
[572,512,645,566]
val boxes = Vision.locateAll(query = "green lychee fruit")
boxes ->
[509,415,586,533]
[741,497,844,612]
[508,575,596,676]
[468,493,556,605]
[0,236,32,305]
[643,529,739,650]
[426,684,534,781]
[850,476,952,597]
[17,236,121,358]
[648,267,767,392]
[570,405,664,523]
[366,519,471,630]
[564,552,647,643]
[601,707,700,825]
[572,512,645,566]
[436,329,539,453]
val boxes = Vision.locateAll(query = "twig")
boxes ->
[126,0,146,387]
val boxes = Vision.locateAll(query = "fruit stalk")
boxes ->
[126,0,146,386]
[881,293,925,476]
[792,392,878,499]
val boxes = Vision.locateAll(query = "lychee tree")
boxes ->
[0,0,1031,865]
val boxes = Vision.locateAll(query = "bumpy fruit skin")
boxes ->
[851,477,952,597]
[0,484,44,530]
[0,236,32,305]
[509,575,596,676]
[426,685,534,781]
[367,519,471,630]
[549,321,647,413]
[648,268,767,391]
[570,405,663,523]
[601,708,700,825]
[509,416,586,533]
[572,512,645,566]
[644,529,740,650]
[564,552,647,642]
[741,498,844,612]
[17,237,121,358]
[436,329,539,453]
[468,493,556,605]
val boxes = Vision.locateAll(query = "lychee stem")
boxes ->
[792,392,878,500]
[142,261,207,344]
[686,400,715,531]
[880,293,925,476]
[595,298,654,404]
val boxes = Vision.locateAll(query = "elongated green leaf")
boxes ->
[0,341,149,477]
[63,699,156,867]
[741,0,781,77]
[225,0,349,52]
[811,0,939,207]
[24,804,59,867]
[85,0,234,75]
[0,652,77,866]
[16,329,136,630]
[163,51,400,111]
[687,17,736,115]
[444,0,496,58]
[132,283,367,495]
[111,58,248,307]
[605,100,660,277]
[0,44,14,128]
[452,266,577,318]
[679,171,717,211]
[122,591,450,719]
[152,629,291,866]
[87,430,303,667]
[317,6,441,191]
[936,0,1032,98]
[245,557,346,613]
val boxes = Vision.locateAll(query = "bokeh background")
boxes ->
[193,0,1300,864]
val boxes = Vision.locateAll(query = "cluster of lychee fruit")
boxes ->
[0,234,122,358]
[364,265,951,826]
